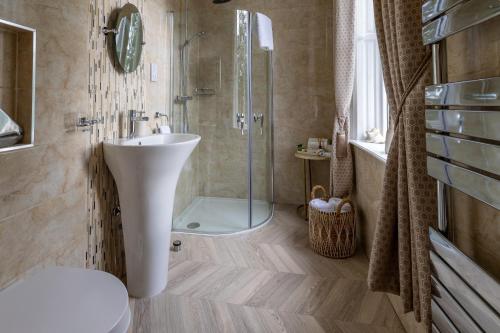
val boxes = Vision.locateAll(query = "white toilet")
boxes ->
[0,267,130,333]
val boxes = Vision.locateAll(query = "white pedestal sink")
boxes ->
[104,134,200,298]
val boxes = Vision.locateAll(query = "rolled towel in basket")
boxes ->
[310,198,351,213]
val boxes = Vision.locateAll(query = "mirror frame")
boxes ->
[114,3,144,73]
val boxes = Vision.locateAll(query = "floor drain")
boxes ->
[172,240,182,252]
[187,222,201,229]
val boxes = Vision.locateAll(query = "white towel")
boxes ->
[256,13,274,51]
[310,198,351,213]
[159,125,171,134]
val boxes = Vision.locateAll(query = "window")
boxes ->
[351,0,388,141]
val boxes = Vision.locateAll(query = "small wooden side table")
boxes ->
[294,151,331,220]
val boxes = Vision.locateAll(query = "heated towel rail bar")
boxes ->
[425,77,500,106]
[430,229,500,332]
[423,0,500,45]
[425,109,500,141]
[422,1,500,331]
[422,0,465,24]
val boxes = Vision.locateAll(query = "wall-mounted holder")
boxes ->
[76,116,103,132]
[101,27,118,35]
[102,26,146,45]
[154,112,169,119]
[0,18,36,153]
[194,88,216,96]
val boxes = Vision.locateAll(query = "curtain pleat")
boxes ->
[368,0,437,330]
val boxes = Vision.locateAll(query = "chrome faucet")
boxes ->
[129,110,149,138]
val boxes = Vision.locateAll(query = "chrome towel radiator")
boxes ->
[422,1,500,332]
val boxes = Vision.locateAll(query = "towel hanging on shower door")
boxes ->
[255,13,274,51]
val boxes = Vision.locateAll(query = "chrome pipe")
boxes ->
[436,181,448,232]
[431,43,449,233]
[432,44,442,84]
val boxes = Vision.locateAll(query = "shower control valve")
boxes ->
[175,95,193,104]
[237,113,246,135]
[253,113,264,135]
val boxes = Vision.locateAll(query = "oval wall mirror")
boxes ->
[114,3,143,73]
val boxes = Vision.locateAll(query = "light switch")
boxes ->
[151,63,158,82]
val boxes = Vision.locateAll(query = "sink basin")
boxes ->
[104,134,200,298]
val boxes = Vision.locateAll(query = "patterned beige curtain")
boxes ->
[330,0,356,198]
[367,0,437,329]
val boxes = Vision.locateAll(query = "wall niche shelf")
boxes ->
[0,18,36,153]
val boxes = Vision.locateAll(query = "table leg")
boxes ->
[308,159,312,198]
[297,159,309,221]
[304,160,309,220]
[306,160,313,221]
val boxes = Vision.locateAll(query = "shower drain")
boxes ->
[187,222,201,229]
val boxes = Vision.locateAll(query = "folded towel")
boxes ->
[0,107,23,148]
[310,198,351,213]
[256,13,274,51]
[0,107,22,137]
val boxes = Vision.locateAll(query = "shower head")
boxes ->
[182,31,206,48]
[213,0,231,3]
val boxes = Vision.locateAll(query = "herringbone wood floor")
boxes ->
[128,205,404,333]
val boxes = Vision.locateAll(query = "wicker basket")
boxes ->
[308,185,356,258]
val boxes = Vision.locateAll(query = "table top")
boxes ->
[294,151,331,161]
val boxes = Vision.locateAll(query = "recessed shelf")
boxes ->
[0,18,36,153]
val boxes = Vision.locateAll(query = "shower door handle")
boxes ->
[253,113,264,135]
[237,113,246,135]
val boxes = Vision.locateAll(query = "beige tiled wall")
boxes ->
[173,0,201,218]
[0,0,89,289]
[15,31,35,145]
[0,29,17,119]
[352,147,385,254]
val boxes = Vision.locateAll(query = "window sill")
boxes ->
[350,140,387,164]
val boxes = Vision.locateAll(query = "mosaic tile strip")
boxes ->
[86,0,146,282]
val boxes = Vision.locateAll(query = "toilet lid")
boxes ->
[0,267,130,333]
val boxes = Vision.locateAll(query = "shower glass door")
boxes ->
[172,7,252,233]
[172,5,273,234]
[250,12,273,228]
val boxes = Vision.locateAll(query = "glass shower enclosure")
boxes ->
[171,6,274,234]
